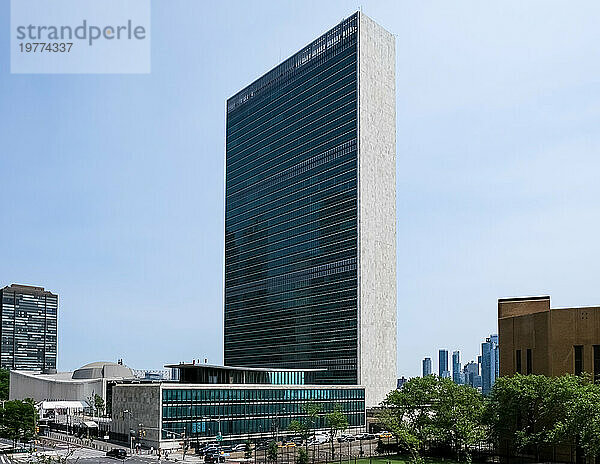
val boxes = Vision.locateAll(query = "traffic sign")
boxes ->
[216,434,223,441]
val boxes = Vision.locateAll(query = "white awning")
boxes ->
[40,401,86,410]
[82,421,98,428]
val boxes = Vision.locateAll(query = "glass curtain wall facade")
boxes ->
[161,387,365,439]
[224,14,359,385]
[0,284,58,371]
[170,364,316,385]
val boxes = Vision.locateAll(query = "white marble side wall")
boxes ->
[357,12,397,408]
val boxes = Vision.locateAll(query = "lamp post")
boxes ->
[123,410,133,452]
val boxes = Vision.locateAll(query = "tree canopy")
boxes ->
[380,376,484,462]
[485,373,600,459]
[0,399,37,445]
[0,369,9,401]
[379,373,600,463]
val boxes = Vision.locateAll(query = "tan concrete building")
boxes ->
[499,295,600,378]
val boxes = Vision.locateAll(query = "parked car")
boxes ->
[199,446,219,456]
[233,443,247,452]
[308,434,329,445]
[205,454,225,463]
[106,449,127,459]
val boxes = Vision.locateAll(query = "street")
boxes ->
[0,434,388,464]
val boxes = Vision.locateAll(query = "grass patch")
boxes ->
[354,457,460,464]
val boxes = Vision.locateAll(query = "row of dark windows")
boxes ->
[225,285,356,318]
[225,207,357,272]
[226,133,357,228]
[227,15,357,121]
[225,308,357,341]
[225,130,357,235]
[227,151,356,225]
[515,349,532,375]
[574,345,600,381]
[225,330,358,355]
[226,180,356,266]
[227,65,357,162]
[162,411,364,438]
[162,401,364,421]
[227,136,355,215]
[516,345,600,381]
[227,256,356,296]
[227,112,357,197]
[227,65,357,192]
[227,242,357,288]
[226,199,357,269]
[225,273,357,307]
[163,388,364,402]
[225,279,357,314]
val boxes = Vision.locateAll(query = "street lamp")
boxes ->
[122,410,133,452]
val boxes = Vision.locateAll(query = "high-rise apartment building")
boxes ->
[452,350,462,384]
[422,357,432,377]
[463,360,480,388]
[0,284,58,371]
[438,349,449,377]
[481,334,499,395]
[224,12,397,407]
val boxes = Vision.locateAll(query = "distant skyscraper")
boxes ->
[0,284,58,371]
[396,377,408,389]
[463,360,480,388]
[422,357,432,377]
[452,350,462,384]
[481,334,499,395]
[439,349,449,377]
[224,12,397,407]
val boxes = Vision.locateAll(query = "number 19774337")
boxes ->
[19,42,73,52]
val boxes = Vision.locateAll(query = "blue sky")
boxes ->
[1,1,599,378]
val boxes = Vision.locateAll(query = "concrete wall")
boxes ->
[549,306,600,376]
[357,12,397,408]
[111,383,162,449]
[499,296,600,378]
[9,370,105,404]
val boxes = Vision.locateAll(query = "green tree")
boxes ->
[94,394,105,416]
[565,381,600,457]
[296,447,308,464]
[434,378,485,461]
[244,440,252,459]
[380,376,439,463]
[304,402,321,442]
[0,399,37,446]
[325,404,348,458]
[0,369,9,401]
[380,376,485,463]
[484,374,587,460]
[267,440,278,462]
[288,402,321,451]
[288,420,306,437]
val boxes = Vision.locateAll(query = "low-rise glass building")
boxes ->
[111,364,365,449]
